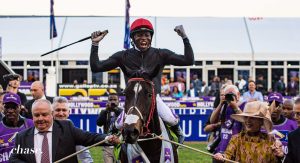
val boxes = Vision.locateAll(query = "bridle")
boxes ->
[125,78,156,135]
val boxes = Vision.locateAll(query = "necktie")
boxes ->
[109,112,115,132]
[40,132,50,163]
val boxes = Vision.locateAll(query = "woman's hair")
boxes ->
[173,85,180,92]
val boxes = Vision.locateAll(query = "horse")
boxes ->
[119,71,178,163]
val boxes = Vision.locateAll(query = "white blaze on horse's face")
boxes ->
[124,114,140,125]
[134,83,142,94]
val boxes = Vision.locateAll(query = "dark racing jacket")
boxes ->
[90,38,194,94]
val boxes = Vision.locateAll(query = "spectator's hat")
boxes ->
[3,92,21,105]
[268,92,283,104]
[231,101,272,133]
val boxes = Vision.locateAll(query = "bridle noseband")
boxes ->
[125,78,156,135]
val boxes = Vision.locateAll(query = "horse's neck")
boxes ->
[149,109,161,135]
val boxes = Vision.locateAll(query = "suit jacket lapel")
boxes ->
[25,128,37,163]
[52,121,61,161]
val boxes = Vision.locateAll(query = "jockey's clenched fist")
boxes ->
[174,25,187,39]
[91,30,109,45]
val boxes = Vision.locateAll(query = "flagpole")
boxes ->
[51,23,54,71]
[123,0,130,49]
[50,0,56,68]
[121,0,130,89]
[56,17,68,83]
[154,16,157,47]
[47,0,58,97]
[51,38,54,67]
[243,17,255,79]
[50,10,54,85]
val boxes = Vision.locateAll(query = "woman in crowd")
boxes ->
[172,85,183,98]
[214,101,284,163]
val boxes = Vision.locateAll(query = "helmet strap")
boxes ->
[131,40,136,50]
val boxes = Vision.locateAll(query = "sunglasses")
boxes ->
[4,104,19,110]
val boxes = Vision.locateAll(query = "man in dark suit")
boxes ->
[10,99,119,163]
[286,77,299,96]
[285,97,300,163]
[24,81,54,119]
[274,76,286,96]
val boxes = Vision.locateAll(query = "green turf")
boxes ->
[89,142,212,163]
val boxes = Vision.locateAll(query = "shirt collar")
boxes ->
[34,122,53,135]
[41,95,47,100]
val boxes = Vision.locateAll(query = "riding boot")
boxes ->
[170,124,185,144]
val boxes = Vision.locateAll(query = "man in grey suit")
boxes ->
[52,96,94,163]
[9,99,119,163]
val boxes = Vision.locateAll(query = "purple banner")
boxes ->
[69,99,215,115]
[0,133,16,163]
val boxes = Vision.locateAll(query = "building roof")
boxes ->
[1,17,300,61]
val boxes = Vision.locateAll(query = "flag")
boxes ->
[123,0,130,49]
[50,0,57,39]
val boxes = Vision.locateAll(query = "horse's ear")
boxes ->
[149,65,161,80]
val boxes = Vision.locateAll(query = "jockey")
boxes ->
[90,18,194,144]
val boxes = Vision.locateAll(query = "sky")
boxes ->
[1,0,300,61]
[1,0,300,17]
[2,17,300,61]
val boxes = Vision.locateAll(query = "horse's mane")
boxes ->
[129,69,151,80]
[128,65,161,81]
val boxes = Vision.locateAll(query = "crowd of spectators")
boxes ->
[161,73,300,99]
[202,79,300,162]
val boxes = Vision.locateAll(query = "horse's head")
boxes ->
[122,77,156,144]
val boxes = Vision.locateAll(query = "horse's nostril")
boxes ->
[130,132,136,138]
[129,128,139,138]
[123,127,140,144]
[133,128,139,136]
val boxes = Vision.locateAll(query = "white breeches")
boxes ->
[156,94,179,126]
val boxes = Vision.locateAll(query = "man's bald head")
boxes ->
[30,81,45,100]
[32,99,53,113]
[282,99,294,119]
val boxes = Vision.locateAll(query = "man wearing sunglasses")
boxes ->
[0,92,34,163]
[268,92,297,156]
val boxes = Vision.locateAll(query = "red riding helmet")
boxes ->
[130,18,154,38]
